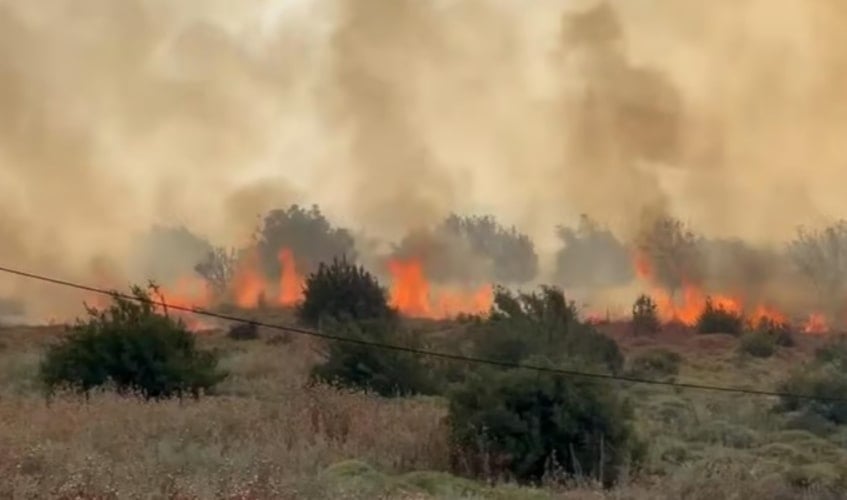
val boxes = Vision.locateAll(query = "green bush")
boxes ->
[448,365,641,485]
[812,335,847,368]
[310,318,436,397]
[776,335,847,424]
[631,294,661,336]
[297,257,396,327]
[628,348,681,379]
[40,285,226,398]
[468,286,623,374]
[696,297,743,335]
[738,317,796,358]
[739,331,777,358]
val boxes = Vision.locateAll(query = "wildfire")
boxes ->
[387,258,493,319]
[232,251,266,309]
[155,277,215,331]
[752,305,789,325]
[633,251,776,327]
[277,248,304,306]
[803,313,829,334]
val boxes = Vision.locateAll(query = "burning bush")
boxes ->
[777,336,847,424]
[255,204,356,279]
[194,246,238,298]
[40,285,226,399]
[297,257,395,327]
[447,364,641,485]
[467,286,623,374]
[632,294,661,335]
[696,297,743,335]
[391,214,539,286]
[752,316,796,348]
[738,317,795,358]
[635,216,702,299]
[310,318,436,397]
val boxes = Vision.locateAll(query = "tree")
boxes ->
[469,286,623,374]
[135,225,213,284]
[631,294,660,336]
[788,221,847,320]
[311,318,436,397]
[555,214,633,288]
[297,257,395,327]
[255,204,356,280]
[439,214,538,284]
[40,285,226,398]
[636,216,701,300]
[448,365,640,485]
[194,246,238,298]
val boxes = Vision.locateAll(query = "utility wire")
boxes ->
[0,264,842,403]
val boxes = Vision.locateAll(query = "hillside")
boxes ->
[1,315,845,499]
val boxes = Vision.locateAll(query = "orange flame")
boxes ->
[232,251,266,309]
[156,278,215,332]
[752,305,788,324]
[277,247,304,306]
[633,251,748,326]
[803,313,829,334]
[387,258,492,319]
[387,259,432,317]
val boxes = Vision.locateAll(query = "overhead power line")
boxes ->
[0,264,842,403]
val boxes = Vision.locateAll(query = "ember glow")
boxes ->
[232,251,266,309]
[803,313,829,334]
[387,258,493,319]
[752,305,789,325]
[633,251,788,327]
[277,248,304,306]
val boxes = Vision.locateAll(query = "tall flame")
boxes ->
[388,259,432,317]
[387,257,492,319]
[232,251,266,309]
[803,313,829,334]
[277,247,304,306]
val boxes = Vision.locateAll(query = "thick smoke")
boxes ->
[320,0,456,237]
[3,0,847,321]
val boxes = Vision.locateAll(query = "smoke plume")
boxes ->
[2,0,847,321]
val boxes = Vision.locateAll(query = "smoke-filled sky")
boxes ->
[2,0,847,319]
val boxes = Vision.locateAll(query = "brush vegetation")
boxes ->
[5,277,847,498]
[40,285,226,399]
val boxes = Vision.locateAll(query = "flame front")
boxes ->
[633,250,772,327]
[232,251,266,309]
[803,313,829,334]
[387,257,492,319]
[277,248,304,306]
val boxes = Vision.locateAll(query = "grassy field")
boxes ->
[1,317,846,499]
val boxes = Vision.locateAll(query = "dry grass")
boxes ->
[0,322,846,498]
[0,327,450,498]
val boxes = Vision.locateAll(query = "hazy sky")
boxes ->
[2,0,847,318]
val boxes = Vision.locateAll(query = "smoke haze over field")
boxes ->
[2,0,847,319]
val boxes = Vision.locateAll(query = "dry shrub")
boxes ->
[0,386,449,498]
